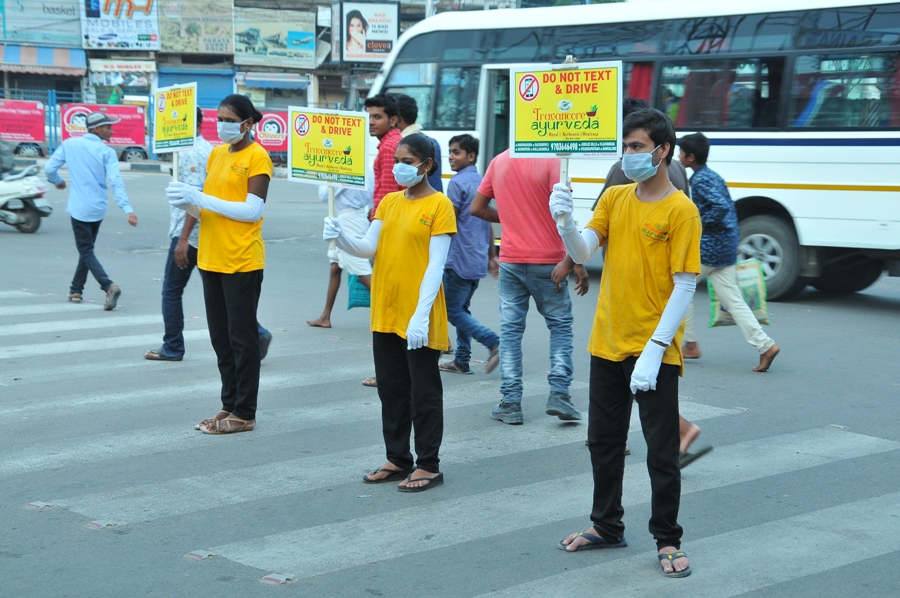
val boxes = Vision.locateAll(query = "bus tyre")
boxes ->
[811,258,883,295]
[738,215,805,301]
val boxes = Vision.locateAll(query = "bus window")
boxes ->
[485,27,553,62]
[789,53,900,128]
[665,13,797,55]
[434,67,480,130]
[385,63,437,128]
[659,58,784,128]
[797,5,900,52]
[552,20,666,61]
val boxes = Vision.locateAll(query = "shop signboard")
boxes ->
[159,0,233,54]
[288,106,368,189]
[81,0,160,50]
[152,83,197,153]
[510,61,623,158]
[0,100,45,143]
[338,2,399,64]
[0,0,81,46]
[60,104,145,146]
[233,7,315,70]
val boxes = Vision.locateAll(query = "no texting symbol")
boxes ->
[294,114,310,136]
[518,74,539,102]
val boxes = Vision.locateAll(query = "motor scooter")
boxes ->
[0,165,51,233]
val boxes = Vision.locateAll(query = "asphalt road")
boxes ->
[2,172,899,597]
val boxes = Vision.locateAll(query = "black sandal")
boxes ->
[362,466,412,484]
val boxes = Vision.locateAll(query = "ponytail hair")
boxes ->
[219,94,263,124]
[398,133,438,177]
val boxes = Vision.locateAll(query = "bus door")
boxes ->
[475,64,513,172]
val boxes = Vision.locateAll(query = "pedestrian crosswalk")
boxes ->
[3,287,899,595]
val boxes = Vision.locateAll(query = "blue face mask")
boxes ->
[622,144,662,183]
[393,161,425,187]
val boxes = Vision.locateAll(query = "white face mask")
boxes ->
[622,144,662,183]
[393,161,425,187]
[217,119,247,145]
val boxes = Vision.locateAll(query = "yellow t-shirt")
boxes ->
[371,190,457,350]
[198,142,273,273]
[585,183,701,372]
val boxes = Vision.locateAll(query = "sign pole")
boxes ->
[555,56,578,227]
[172,151,179,183]
[327,185,336,251]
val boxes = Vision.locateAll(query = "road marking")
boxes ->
[0,290,36,299]
[0,303,96,316]
[53,399,734,523]
[0,330,210,360]
[477,491,900,597]
[208,429,898,577]
[0,315,164,337]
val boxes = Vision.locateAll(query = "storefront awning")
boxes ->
[0,44,86,76]
[243,72,308,90]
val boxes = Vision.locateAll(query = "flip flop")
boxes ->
[362,466,413,484]
[144,349,183,362]
[679,445,713,468]
[439,361,473,375]
[398,472,444,493]
[558,530,628,552]
[362,377,377,387]
[658,550,692,577]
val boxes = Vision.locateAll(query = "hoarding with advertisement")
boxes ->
[159,0,233,54]
[0,0,81,46]
[81,0,160,50]
[288,106,368,189]
[60,104,145,146]
[340,2,399,64]
[153,83,197,153]
[510,61,623,158]
[233,7,315,69]
[202,109,288,153]
[0,100,45,143]
[201,108,221,146]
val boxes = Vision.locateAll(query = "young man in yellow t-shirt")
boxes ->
[550,109,701,578]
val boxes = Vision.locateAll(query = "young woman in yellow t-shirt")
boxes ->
[324,133,457,492]
[166,94,273,435]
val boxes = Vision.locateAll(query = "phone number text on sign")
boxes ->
[511,62,623,158]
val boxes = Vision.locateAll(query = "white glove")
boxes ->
[166,181,200,207]
[323,216,343,241]
[630,340,667,394]
[549,183,574,229]
[406,313,429,350]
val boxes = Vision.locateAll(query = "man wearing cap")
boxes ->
[46,111,138,310]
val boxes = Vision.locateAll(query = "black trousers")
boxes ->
[199,269,263,420]
[587,355,683,550]
[70,217,112,294]
[372,332,443,473]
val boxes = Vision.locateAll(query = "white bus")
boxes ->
[371,0,900,299]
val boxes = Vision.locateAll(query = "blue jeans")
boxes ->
[443,268,499,370]
[498,262,573,403]
[70,217,111,294]
[159,236,270,358]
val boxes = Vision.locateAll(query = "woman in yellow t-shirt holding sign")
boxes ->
[166,95,273,435]
[324,133,457,492]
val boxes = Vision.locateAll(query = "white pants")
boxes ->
[684,264,775,354]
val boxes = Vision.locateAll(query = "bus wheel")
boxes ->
[738,215,806,301]
[811,257,883,295]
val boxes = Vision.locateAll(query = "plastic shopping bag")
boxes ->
[347,274,371,310]
[709,259,769,327]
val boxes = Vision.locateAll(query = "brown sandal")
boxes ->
[194,410,230,431]
[67,293,82,303]
[201,414,256,434]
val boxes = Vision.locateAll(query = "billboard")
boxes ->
[233,7,315,69]
[81,0,160,50]
[0,0,81,46]
[0,100,45,143]
[159,0,233,54]
[340,2,399,64]
[60,104,145,147]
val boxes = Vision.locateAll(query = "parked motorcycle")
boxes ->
[0,165,51,233]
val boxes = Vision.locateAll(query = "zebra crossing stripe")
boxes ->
[0,315,165,337]
[208,429,899,578]
[0,303,97,316]
[0,330,211,360]
[477,490,900,597]
[52,399,733,525]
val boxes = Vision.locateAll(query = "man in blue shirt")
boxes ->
[439,134,500,375]
[678,132,779,372]
[45,111,137,310]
